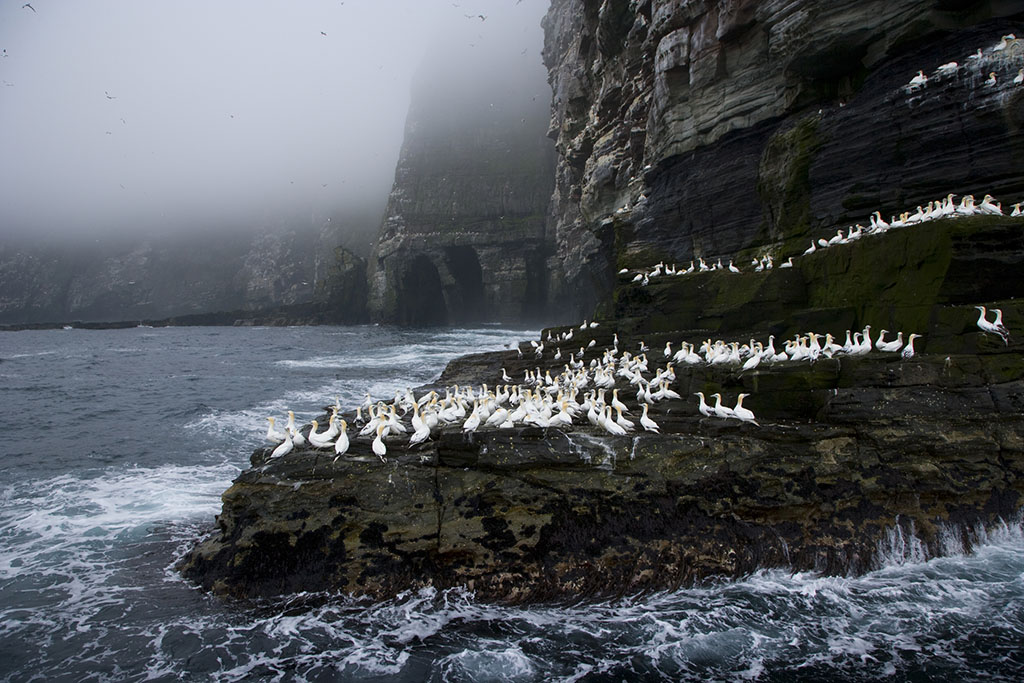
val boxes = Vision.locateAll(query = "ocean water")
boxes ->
[0,325,1022,682]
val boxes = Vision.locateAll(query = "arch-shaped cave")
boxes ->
[444,245,485,323]
[399,254,448,326]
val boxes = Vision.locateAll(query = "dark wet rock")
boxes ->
[180,217,1024,602]
[541,0,1024,318]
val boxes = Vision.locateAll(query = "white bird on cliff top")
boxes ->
[732,394,759,425]
[266,417,287,444]
[902,334,921,359]
[695,392,714,417]
[975,305,1010,344]
[908,70,928,90]
[639,403,660,433]
[711,393,735,419]
[270,433,293,459]
[286,411,307,447]
[333,420,350,460]
[372,423,388,461]
[308,420,334,449]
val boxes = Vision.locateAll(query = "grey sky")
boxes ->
[0,0,550,243]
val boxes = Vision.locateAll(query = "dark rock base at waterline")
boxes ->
[180,349,1024,603]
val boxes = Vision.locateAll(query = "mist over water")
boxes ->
[1,326,1023,681]
[0,0,551,246]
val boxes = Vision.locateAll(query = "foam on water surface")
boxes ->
[2,326,1024,681]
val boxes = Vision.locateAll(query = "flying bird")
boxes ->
[321,31,327,36]
[105,91,116,99]
[22,3,36,13]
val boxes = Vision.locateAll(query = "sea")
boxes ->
[0,325,1022,682]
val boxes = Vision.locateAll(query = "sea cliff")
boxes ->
[181,214,1024,601]
[179,1,1024,602]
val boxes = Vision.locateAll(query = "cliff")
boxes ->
[181,215,1024,601]
[367,43,558,326]
[541,0,1024,318]
[0,228,367,325]
[178,1,1024,603]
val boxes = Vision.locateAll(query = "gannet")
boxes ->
[985,72,997,87]
[908,70,928,90]
[901,334,921,360]
[1012,203,1022,217]
[371,423,388,461]
[936,61,958,76]
[879,331,904,353]
[266,417,287,444]
[308,420,334,449]
[728,260,741,273]
[270,433,293,459]
[993,34,1016,52]
[803,241,817,255]
[695,392,713,417]
[967,48,983,61]
[599,406,627,436]
[286,411,307,447]
[614,405,635,432]
[1015,69,1023,86]
[639,404,660,433]
[978,194,1003,215]
[711,393,734,419]
[732,394,758,425]
[462,402,482,432]
[975,305,1009,343]
[779,257,794,269]
[332,420,350,460]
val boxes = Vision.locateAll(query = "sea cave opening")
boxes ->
[399,255,448,326]
[444,245,485,324]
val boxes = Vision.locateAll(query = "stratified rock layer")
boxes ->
[541,0,1024,318]
[181,217,1024,602]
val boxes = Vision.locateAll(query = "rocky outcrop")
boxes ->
[180,216,1024,602]
[541,0,1024,318]
[367,47,558,326]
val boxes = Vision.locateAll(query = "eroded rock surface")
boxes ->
[542,0,1024,317]
[181,218,1024,602]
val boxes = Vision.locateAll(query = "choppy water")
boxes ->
[1,325,1022,681]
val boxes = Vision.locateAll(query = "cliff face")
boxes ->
[0,228,367,325]
[180,216,1024,602]
[542,0,1024,318]
[367,47,558,326]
